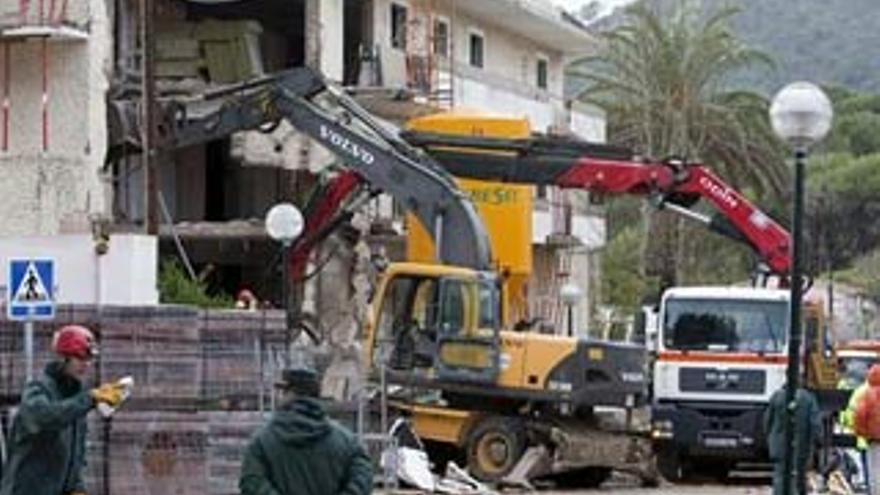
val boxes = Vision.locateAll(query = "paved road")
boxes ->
[381,478,774,494]
[383,483,772,494]
[543,483,771,494]
[546,471,775,494]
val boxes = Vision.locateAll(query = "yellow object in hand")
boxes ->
[90,382,125,408]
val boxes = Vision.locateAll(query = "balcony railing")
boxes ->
[0,0,89,39]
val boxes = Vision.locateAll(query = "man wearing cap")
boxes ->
[240,367,373,495]
[0,325,127,495]
[764,383,822,495]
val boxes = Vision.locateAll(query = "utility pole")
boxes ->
[140,0,158,235]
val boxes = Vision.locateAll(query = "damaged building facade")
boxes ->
[0,0,607,349]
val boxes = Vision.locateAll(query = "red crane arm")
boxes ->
[288,171,364,280]
[402,131,791,277]
[557,158,790,275]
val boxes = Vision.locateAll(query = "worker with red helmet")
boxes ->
[235,288,258,311]
[0,325,127,495]
[854,364,880,495]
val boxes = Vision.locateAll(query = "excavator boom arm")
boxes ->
[108,68,493,271]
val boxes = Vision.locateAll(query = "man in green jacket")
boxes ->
[240,367,373,495]
[0,325,125,495]
[764,384,822,495]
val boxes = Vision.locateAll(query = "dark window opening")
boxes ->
[204,140,230,221]
[537,185,548,200]
[433,19,449,57]
[391,4,408,50]
[469,33,484,68]
[343,0,368,86]
[537,58,548,89]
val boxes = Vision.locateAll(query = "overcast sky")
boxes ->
[550,0,636,17]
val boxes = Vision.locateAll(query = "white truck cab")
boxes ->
[650,286,790,480]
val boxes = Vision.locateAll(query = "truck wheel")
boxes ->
[466,416,527,482]
[655,448,684,482]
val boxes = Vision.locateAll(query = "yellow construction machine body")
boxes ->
[405,111,534,325]
[359,112,652,485]
[803,298,841,392]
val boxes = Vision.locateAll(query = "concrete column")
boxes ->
[305,0,344,81]
[305,0,322,71]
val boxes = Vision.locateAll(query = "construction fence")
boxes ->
[0,304,371,495]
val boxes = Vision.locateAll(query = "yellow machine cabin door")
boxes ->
[433,277,501,384]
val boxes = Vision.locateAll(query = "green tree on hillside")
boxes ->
[570,2,787,291]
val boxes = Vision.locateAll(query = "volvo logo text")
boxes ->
[319,125,375,165]
[699,176,739,209]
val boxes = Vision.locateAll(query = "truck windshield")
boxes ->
[663,298,787,353]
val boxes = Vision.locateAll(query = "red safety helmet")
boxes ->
[52,325,98,359]
[236,289,255,302]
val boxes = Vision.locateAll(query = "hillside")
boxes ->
[589,0,880,94]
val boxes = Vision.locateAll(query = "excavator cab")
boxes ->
[365,263,501,385]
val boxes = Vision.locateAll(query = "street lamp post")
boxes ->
[265,203,305,353]
[770,81,833,495]
[559,283,583,337]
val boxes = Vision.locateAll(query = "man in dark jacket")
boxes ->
[0,325,125,495]
[764,383,822,495]
[240,367,373,495]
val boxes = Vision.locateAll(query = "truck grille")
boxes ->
[679,368,765,394]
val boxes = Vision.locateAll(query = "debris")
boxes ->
[382,419,497,494]
[500,445,551,490]
[154,19,265,85]
[389,447,436,492]
[438,462,496,495]
[193,19,264,83]
[826,469,855,495]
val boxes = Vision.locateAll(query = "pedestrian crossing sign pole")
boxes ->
[7,258,56,381]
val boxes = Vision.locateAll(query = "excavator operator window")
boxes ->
[438,279,473,336]
[434,277,500,378]
[374,276,415,369]
[374,275,440,370]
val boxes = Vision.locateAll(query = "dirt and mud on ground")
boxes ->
[379,472,775,494]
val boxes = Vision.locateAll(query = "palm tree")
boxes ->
[569,1,787,288]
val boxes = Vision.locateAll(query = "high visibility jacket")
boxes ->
[840,382,868,449]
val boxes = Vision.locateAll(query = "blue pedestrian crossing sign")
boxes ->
[7,259,55,320]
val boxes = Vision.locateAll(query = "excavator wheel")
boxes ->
[465,416,527,482]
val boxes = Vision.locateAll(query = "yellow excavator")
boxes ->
[108,67,653,486]
[370,113,654,485]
